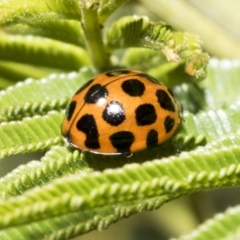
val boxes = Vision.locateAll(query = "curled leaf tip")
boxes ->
[185,52,209,80]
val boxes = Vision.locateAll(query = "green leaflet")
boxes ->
[0,196,204,237]
[0,0,81,26]
[0,111,63,160]
[0,133,240,231]
[106,16,151,49]
[176,205,240,240]
[0,60,57,83]
[179,103,240,143]
[0,196,168,240]
[0,33,91,70]
[106,15,208,80]
[0,146,89,200]
[0,210,117,240]
[106,15,204,54]
[0,68,94,120]
[3,20,86,47]
[202,59,240,109]
[121,48,166,71]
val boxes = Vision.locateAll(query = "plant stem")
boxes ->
[80,4,111,71]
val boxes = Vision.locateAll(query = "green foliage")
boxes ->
[0,111,64,160]
[0,0,238,239]
[0,68,93,120]
[176,206,240,240]
[0,33,91,70]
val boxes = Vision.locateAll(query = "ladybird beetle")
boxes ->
[62,69,181,156]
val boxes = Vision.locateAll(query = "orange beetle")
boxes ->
[62,69,181,156]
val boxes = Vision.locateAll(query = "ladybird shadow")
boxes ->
[83,141,182,171]
[83,131,208,171]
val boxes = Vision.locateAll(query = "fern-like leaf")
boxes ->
[175,205,240,240]
[0,146,88,200]
[202,59,240,109]
[0,130,240,232]
[0,33,91,70]
[0,68,94,121]
[0,0,81,26]
[106,15,208,80]
[3,20,86,47]
[0,111,62,160]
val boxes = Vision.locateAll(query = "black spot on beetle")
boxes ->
[146,129,158,148]
[105,69,131,77]
[84,84,108,104]
[102,101,125,126]
[135,104,157,126]
[76,114,100,149]
[109,131,135,154]
[164,116,175,133]
[156,89,175,112]
[65,101,77,121]
[75,79,94,95]
[121,79,145,96]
